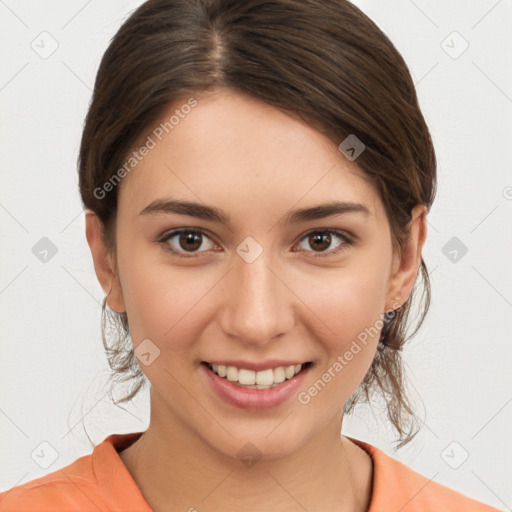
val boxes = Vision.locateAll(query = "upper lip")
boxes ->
[203,359,311,371]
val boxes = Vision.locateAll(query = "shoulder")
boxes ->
[347,437,503,512]
[0,453,105,512]
[0,432,148,512]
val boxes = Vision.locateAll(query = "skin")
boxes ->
[86,87,427,512]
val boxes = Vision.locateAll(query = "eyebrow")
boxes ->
[139,197,370,226]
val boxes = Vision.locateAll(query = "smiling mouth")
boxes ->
[202,361,313,390]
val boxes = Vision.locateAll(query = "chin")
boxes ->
[200,417,314,464]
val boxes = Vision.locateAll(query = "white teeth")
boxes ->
[238,369,256,385]
[273,366,286,383]
[256,369,274,386]
[208,362,306,387]
[284,365,295,379]
[226,366,238,381]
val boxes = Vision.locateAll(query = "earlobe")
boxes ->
[85,210,126,313]
[385,204,428,311]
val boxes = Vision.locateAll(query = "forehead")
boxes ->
[117,88,383,223]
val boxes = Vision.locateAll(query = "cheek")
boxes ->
[309,260,391,345]
[299,257,391,389]
[116,239,220,351]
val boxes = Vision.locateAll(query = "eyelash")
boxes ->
[158,228,354,259]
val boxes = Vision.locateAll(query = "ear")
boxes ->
[385,204,428,311]
[85,210,126,313]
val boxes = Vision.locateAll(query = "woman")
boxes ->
[0,0,502,510]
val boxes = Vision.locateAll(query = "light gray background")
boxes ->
[1,0,511,509]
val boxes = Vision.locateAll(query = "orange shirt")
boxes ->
[0,431,502,511]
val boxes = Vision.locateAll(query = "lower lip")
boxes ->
[201,363,311,410]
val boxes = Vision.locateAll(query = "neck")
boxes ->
[120,400,372,512]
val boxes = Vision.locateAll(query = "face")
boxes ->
[87,87,424,461]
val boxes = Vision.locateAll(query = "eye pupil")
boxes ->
[310,233,331,251]
[180,232,202,251]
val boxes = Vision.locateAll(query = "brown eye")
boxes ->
[297,229,352,257]
[308,232,332,252]
[179,231,202,251]
[160,229,216,257]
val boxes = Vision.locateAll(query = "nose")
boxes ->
[218,249,295,347]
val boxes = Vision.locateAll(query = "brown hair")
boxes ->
[78,0,436,449]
